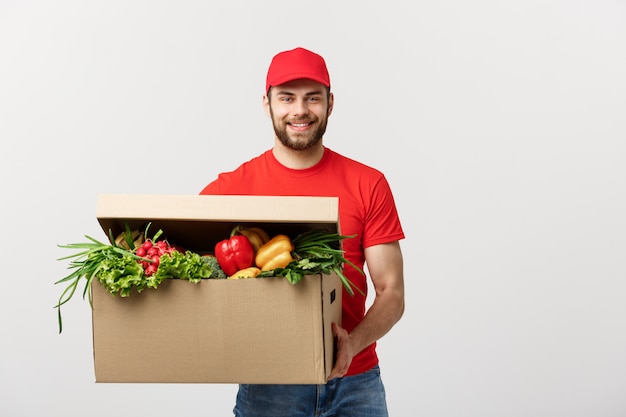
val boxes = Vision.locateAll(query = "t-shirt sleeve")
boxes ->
[361,175,405,248]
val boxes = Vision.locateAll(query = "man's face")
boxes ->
[264,79,333,151]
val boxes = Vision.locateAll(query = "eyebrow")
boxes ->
[275,89,324,96]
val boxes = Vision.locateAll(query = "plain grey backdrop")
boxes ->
[1,1,625,416]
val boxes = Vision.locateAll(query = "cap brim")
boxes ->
[268,73,330,90]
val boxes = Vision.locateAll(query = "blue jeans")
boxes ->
[233,365,388,417]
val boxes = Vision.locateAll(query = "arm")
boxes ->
[328,240,405,379]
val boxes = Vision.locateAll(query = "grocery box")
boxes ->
[92,194,343,384]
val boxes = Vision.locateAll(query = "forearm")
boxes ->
[349,240,405,354]
[349,277,405,355]
[329,241,404,379]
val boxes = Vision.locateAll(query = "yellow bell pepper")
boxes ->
[229,266,261,279]
[255,234,294,271]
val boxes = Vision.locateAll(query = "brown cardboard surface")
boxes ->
[96,194,340,254]
[92,274,342,384]
[92,194,343,384]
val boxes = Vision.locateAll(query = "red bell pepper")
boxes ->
[214,229,255,276]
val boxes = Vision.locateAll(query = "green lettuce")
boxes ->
[97,252,146,297]
[151,250,212,285]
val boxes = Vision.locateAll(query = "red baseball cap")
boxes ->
[265,47,330,93]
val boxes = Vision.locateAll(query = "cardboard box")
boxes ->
[92,194,343,384]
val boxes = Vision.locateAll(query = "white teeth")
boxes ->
[292,123,308,127]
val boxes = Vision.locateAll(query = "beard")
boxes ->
[269,106,329,151]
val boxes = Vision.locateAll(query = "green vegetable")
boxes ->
[201,255,228,279]
[54,235,146,333]
[259,230,365,296]
[151,250,212,284]
[55,225,213,334]
[97,251,146,296]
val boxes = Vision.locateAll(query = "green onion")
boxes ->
[291,230,365,296]
[54,236,138,333]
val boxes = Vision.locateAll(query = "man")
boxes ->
[200,47,405,417]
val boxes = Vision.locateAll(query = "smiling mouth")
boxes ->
[287,121,313,133]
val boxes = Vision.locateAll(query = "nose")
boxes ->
[291,98,310,117]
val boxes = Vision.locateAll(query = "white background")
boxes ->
[1,1,625,416]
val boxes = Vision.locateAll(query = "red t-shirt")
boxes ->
[200,147,404,376]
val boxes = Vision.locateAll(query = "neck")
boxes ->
[272,140,325,169]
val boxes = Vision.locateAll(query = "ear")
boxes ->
[327,92,334,117]
[263,94,271,118]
